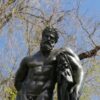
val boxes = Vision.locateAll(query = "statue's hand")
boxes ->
[61,68,73,82]
[57,52,73,82]
[57,52,68,70]
[70,84,79,98]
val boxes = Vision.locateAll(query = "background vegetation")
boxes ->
[0,0,100,100]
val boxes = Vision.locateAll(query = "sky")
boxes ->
[0,0,100,48]
[80,1,100,100]
[0,0,100,99]
[61,0,100,17]
[80,0,100,21]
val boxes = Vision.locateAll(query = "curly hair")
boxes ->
[42,27,59,43]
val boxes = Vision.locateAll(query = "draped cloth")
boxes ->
[56,48,82,100]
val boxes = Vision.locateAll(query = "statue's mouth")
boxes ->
[43,44,52,50]
[41,42,52,51]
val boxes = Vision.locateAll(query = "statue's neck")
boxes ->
[40,49,50,58]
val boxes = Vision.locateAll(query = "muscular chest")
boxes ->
[26,56,56,81]
[29,62,53,75]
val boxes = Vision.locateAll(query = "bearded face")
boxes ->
[40,33,56,53]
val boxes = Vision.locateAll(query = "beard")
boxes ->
[40,41,53,53]
[42,43,52,51]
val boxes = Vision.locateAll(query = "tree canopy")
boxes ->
[0,0,100,100]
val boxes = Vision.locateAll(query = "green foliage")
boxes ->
[80,64,100,100]
[5,87,17,100]
[0,0,100,99]
[8,0,16,5]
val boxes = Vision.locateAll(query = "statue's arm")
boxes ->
[56,49,73,83]
[14,57,28,91]
[66,48,84,96]
[57,48,84,97]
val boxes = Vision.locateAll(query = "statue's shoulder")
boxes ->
[59,47,80,61]
[57,47,73,53]
[21,51,40,63]
[52,47,68,56]
[51,49,59,55]
[50,48,71,58]
[20,56,29,64]
[23,51,44,67]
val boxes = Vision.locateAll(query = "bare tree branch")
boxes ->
[79,46,100,60]
[18,11,45,20]
[77,15,97,46]
[0,0,16,30]
[0,13,12,29]
[0,0,16,14]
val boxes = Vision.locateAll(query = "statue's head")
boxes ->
[40,27,59,56]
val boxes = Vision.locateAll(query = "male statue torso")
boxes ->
[15,27,84,100]
[16,50,57,100]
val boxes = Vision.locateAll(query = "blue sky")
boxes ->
[80,0,100,20]
[61,0,100,17]
[0,0,100,99]
[0,0,100,48]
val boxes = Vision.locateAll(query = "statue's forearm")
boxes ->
[14,69,25,91]
[14,57,28,91]
[58,48,84,93]
[73,67,84,92]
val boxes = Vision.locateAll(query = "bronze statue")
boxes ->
[14,27,59,100]
[56,48,84,100]
[14,27,84,100]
